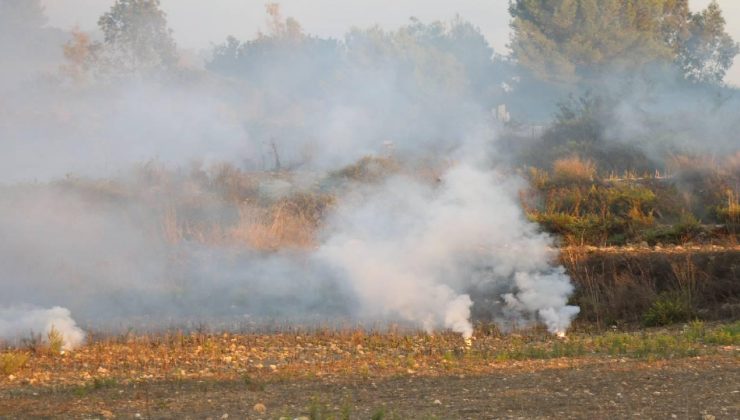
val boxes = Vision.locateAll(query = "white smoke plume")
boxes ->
[319,164,579,337]
[0,306,85,350]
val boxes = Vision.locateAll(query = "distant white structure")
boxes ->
[383,140,395,157]
[494,104,511,123]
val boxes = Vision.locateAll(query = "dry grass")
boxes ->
[329,156,400,183]
[563,246,740,327]
[552,156,596,183]
[227,193,334,250]
[1,322,736,389]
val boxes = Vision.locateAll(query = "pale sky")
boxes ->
[41,0,740,85]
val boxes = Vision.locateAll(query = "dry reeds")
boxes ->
[552,156,596,183]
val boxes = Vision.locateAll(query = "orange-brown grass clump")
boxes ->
[229,193,335,250]
[552,156,596,183]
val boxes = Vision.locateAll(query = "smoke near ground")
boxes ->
[0,306,85,350]
[4,0,737,348]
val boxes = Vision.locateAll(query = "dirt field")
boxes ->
[1,356,738,419]
[1,324,738,419]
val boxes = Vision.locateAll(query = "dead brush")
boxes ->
[229,193,335,250]
[552,156,597,183]
[47,325,66,354]
[330,156,400,183]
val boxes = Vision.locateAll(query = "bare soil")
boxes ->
[1,355,738,419]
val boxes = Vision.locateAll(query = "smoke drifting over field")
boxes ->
[17,0,740,346]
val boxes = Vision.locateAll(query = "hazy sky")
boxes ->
[41,0,739,85]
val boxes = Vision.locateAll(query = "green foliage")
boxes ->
[491,322,737,362]
[642,292,694,326]
[73,378,118,397]
[703,321,740,345]
[528,167,666,245]
[641,212,703,245]
[371,408,386,420]
[509,0,738,84]
[308,397,329,420]
[678,0,740,83]
[96,0,178,74]
[509,0,673,84]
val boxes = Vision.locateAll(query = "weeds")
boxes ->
[371,407,386,420]
[526,155,738,246]
[47,325,65,354]
[494,321,738,362]
[703,322,740,345]
[73,377,118,397]
[241,374,265,392]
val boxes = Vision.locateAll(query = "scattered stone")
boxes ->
[253,403,267,414]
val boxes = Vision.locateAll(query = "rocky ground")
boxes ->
[1,323,738,418]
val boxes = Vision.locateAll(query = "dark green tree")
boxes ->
[677,0,739,83]
[96,0,178,75]
[509,0,738,85]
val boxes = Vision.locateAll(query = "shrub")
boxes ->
[673,212,701,242]
[642,292,694,327]
[0,352,29,375]
[703,322,740,345]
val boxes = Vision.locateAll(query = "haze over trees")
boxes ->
[509,0,739,85]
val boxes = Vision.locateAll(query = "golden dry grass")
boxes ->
[227,194,334,250]
[552,156,596,183]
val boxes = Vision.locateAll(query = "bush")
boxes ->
[0,352,29,375]
[642,292,694,327]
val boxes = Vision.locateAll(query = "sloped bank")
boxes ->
[562,246,740,327]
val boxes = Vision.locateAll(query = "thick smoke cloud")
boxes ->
[319,165,579,337]
[0,5,579,347]
[0,306,85,350]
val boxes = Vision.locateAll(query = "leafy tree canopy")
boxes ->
[96,0,178,75]
[509,0,738,85]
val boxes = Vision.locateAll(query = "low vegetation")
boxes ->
[523,154,739,247]
[1,322,736,389]
[0,352,29,376]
